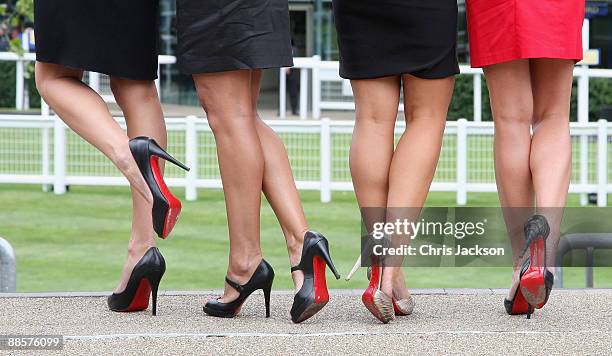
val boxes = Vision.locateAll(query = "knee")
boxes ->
[205,106,254,136]
[532,111,569,130]
[110,77,158,103]
[493,105,533,127]
[404,105,447,128]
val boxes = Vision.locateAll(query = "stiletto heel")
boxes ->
[204,259,275,318]
[290,231,340,323]
[108,247,166,316]
[345,255,361,281]
[129,136,190,239]
[264,283,272,318]
[526,304,533,319]
[519,215,551,309]
[147,140,190,171]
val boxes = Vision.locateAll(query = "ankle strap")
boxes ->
[290,265,302,272]
[225,277,244,293]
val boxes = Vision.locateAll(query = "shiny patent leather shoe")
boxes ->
[204,259,275,318]
[290,231,341,323]
[108,247,166,316]
[129,136,190,239]
[519,215,551,319]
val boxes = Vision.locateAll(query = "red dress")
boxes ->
[466,0,585,68]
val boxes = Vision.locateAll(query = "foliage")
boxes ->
[448,73,611,122]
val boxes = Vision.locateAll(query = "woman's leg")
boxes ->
[483,59,535,298]
[248,70,309,291]
[529,59,574,271]
[349,77,400,287]
[381,74,455,298]
[34,62,153,203]
[193,70,264,303]
[109,77,167,293]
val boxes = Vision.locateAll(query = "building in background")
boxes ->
[158,0,610,106]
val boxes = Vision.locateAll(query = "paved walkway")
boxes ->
[1,289,610,355]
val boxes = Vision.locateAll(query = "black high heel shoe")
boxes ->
[290,231,340,323]
[108,247,166,316]
[129,136,190,239]
[204,259,275,318]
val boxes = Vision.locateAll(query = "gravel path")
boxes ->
[1,289,610,355]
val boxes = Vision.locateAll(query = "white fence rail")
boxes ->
[0,115,610,205]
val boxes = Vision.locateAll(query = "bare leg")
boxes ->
[110,77,167,293]
[249,70,309,292]
[194,70,263,303]
[529,59,574,271]
[381,74,455,298]
[484,59,535,298]
[34,62,152,203]
[349,76,400,286]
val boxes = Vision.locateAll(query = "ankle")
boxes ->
[228,253,263,281]
[286,228,308,266]
[109,141,133,171]
[127,239,154,258]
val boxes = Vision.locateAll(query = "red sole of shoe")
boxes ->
[125,279,151,312]
[313,255,329,305]
[510,287,530,314]
[521,237,546,306]
[150,156,182,239]
[362,265,386,323]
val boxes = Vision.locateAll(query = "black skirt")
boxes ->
[332,0,459,80]
[34,0,159,80]
[176,0,293,74]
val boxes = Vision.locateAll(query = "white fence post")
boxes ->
[15,59,24,110]
[320,118,332,203]
[456,119,468,205]
[578,20,590,206]
[279,68,287,118]
[299,68,309,120]
[53,116,67,195]
[597,119,608,207]
[155,63,161,97]
[41,100,51,192]
[312,55,322,119]
[88,72,100,93]
[473,73,482,122]
[185,116,198,201]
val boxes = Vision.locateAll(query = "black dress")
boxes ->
[176,0,293,74]
[34,0,159,80]
[332,0,459,80]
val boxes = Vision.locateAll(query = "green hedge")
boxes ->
[0,61,41,109]
[448,74,611,122]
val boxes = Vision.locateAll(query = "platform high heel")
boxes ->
[290,231,340,323]
[108,247,166,316]
[519,214,552,319]
[204,259,275,318]
[129,136,190,239]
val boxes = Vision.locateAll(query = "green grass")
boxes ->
[1,184,610,292]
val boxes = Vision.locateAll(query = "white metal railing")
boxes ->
[0,115,610,205]
[0,52,175,109]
